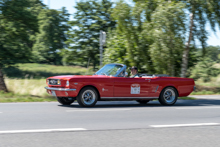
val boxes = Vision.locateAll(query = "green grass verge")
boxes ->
[191,91,220,95]
[2,63,95,99]
[0,91,56,103]
[179,97,197,100]
[3,63,94,79]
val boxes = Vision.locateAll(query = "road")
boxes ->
[0,95,220,147]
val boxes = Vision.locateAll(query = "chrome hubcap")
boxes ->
[82,90,96,105]
[163,89,175,103]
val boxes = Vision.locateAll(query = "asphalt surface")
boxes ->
[0,95,220,147]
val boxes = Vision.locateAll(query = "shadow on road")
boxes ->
[58,98,220,109]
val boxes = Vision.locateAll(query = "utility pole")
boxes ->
[99,30,106,67]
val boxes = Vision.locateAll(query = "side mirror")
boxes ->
[124,72,128,77]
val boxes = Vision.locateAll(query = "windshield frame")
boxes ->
[95,63,127,77]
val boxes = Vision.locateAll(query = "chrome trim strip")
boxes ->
[45,87,76,91]
[101,97,158,99]
[155,86,159,92]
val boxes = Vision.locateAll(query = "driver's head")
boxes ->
[130,66,138,75]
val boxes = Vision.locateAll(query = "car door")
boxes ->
[144,77,160,97]
[113,77,152,97]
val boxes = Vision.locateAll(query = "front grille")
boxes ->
[48,79,60,85]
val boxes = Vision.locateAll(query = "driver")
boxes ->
[130,66,139,78]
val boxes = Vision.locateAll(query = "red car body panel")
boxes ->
[46,75,195,99]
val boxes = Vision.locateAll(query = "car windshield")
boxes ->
[95,64,123,76]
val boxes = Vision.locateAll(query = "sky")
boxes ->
[42,0,220,46]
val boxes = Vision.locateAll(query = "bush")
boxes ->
[189,58,220,82]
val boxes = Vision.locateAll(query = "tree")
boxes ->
[106,0,155,73]
[62,0,116,69]
[197,46,220,62]
[106,0,220,77]
[103,30,129,65]
[180,0,220,77]
[105,0,186,75]
[32,7,70,65]
[0,0,38,92]
[148,1,186,76]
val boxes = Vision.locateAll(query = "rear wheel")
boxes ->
[77,87,98,107]
[159,87,178,105]
[57,97,75,105]
[136,100,150,104]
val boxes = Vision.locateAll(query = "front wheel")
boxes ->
[57,97,75,105]
[77,87,98,107]
[159,87,178,106]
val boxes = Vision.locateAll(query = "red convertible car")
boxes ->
[45,63,195,107]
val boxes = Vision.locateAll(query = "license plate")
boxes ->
[51,91,56,96]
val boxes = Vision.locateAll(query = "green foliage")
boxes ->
[189,58,220,82]
[104,0,187,75]
[148,1,186,76]
[200,46,220,62]
[103,30,129,65]
[104,0,220,76]
[62,0,116,69]
[32,7,70,65]
[179,0,220,52]
[177,0,220,77]
[0,0,38,68]
[105,0,155,73]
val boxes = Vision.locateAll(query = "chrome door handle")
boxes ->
[145,79,151,82]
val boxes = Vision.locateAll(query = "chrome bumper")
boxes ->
[45,87,76,91]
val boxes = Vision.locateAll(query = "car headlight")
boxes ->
[66,81,69,86]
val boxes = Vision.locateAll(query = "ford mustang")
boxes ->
[45,63,195,107]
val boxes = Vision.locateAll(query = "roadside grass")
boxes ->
[3,63,94,79]
[2,63,94,100]
[5,79,48,96]
[0,91,56,103]
[192,74,220,95]
[179,97,197,100]
[195,75,220,87]
[191,91,220,95]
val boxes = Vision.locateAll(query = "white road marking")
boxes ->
[66,108,131,112]
[0,128,87,134]
[150,123,220,128]
[176,106,220,109]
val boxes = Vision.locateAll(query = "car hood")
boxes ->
[47,75,108,80]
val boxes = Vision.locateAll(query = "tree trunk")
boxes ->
[0,68,8,92]
[181,12,194,78]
